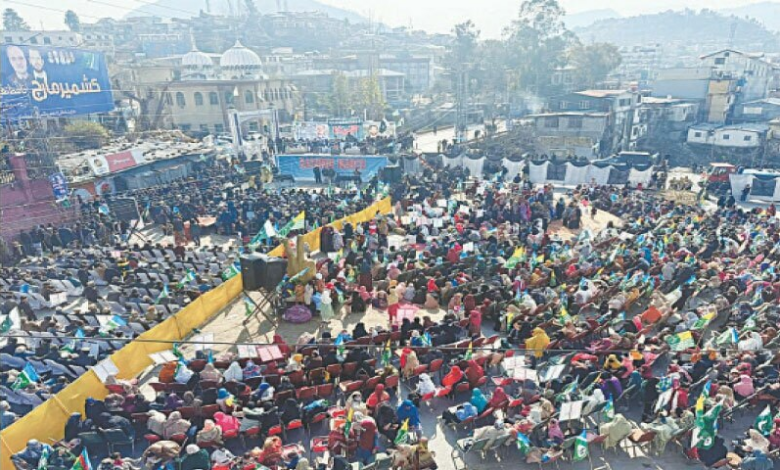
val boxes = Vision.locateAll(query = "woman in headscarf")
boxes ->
[367,384,390,412]
[181,444,211,470]
[243,360,262,379]
[470,389,489,413]
[464,360,484,386]
[417,373,436,397]
[280,397,301,425]
[387,287,400,325]
[214,411,240,437]
[252,382,275,403]
[488,386,509,409]
[603,354,622,372]
[273,334,291,356]
[257,436,283,466]
[353,322,368,339]
[359,257,373,291]
[745,429,771,454]
[286,354,304,372]
[525,327,550,366]
[356,417,378,464]
[216,388,235,412]
[397,399,421,430]
[448,293,463,316]
[162,411,191,439]
[295,457,312,470]
[468,309,482,337]
[223,361,243,383]
[346,391,368,416]
[200,362,222,382]
[400,348,420,379]
[734,374,755,399]
[164,393,183,411]
[64,412,90,442]
[547,418,565,445]
[196,419,223,446]
[442,365,465,389]
[320,288,334,322]
[182,391,202,410]
[742,449,774,470]
[147,410,166,436]
[599,414,633,449]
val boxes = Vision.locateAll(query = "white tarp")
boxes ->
[729,174,754,199]
[463,157,485,177]
[443,154,464,168]
[629,167,653,185]
[529,162,548,184]
[588,165,612,185]
[503,160,524,180]
[403,157,421,175]
[564,163,590,186]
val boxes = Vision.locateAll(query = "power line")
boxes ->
[4,0,104,21]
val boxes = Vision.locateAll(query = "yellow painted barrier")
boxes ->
[0,197,392,467]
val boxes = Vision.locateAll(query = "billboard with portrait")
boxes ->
[1,43,113,122]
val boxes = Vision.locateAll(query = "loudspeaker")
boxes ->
[240,253,288,291]
[381,165,402,183]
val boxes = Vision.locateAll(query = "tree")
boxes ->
[244,0,259,19]
[568,42,622,89]
[64,10,81,32]
[329,71,352,117]
[504,0,577,96]
[355,73,385,121]
[3,8,30,31]
[62,121,109,150]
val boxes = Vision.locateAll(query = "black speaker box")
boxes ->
[240,253,288,291]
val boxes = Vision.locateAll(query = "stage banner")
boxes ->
[328,118,364,140]
[1,44,113,122]
[277,155,389,181]
[294,121,329,140]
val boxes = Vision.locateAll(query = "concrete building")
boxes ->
[292,68,405,103]
[735,98,780,123]
[1,30,83,47]
[700,49,776,102]
[127,41,297,135]
[634,97,699,148]
[687,123,769,148]
[547,90,638,156]
[528,112,610,159]
[651,67,737,123]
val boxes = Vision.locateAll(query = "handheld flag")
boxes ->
[464,341,473,360]
[665,331,694,351]
[244,296,254,317]
[381,339,392,366]
[221,262,241,281]
[335,335,346,357]
[0,307,21,333]
[344,408,354,437]
[394,419,410,445]
[277,211,305,238]
[11,363,40,391]
[602,397,615,421]
[173,343,188,365]
[573,429,589,461]
[37,445,50,470]
[694,402,722,449]
[70,448,93,470]
[100,315,127,335]
[516,433,531,455]
[176,270,196,289]
[155,285,170,304]
[756,405,773,436]
[62,328,85,354]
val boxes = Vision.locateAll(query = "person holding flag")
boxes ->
[11,363,40,391]
[11,440,55,470]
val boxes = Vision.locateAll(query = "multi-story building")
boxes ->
[700,49,776,102]
[1,30,82,48]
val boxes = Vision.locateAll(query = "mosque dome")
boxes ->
[220,40,262,78]
[182,48,213,68]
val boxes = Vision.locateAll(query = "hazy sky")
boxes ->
[6,0,777,37]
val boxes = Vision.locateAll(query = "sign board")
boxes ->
[277,155,389,182]
[106,197,140,222]
[1,44,113,122]
[88,149,146,176]
[328,118,363,140]
[660,190,697,205]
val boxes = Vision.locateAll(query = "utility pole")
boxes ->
[455,64,468,144]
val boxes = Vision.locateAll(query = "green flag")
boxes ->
[394,419,409,445]
[244,297,254,317]
[516,432,531,455]
[37,444,50,470]
[222,262,241,281]
[756,405,772,436]
[0,307,20,333]
[277,211,305,238]
[176,270,196,289]
[602,397,615,421]
[11,363,40,391]
[694,402,722,449]
[573,430,589,461]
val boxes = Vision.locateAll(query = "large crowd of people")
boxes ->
[5,158,780,470]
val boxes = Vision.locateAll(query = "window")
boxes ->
[249,121,259,131]
[619,98,631,107]
[559,101,569,110]
[714,57,726,65]
[568,116,583,129]
[180,124,191,131]
[579,101,589,110]
[200,124,209,132]
[694,131,702,138]
[722,134,730,140]
[194,92,204,106]
[209,92,218,105]
[245,90,254,104]
[744,135,752,141]
[544,117,559,128]
[225,91,234,105]
[4,37,11,42]
[43,37,51,45]
[175,92,186,107]
[29,37,37,44]
[214,124,224,133]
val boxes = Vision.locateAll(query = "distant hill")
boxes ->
[720,2,780,32]
[125,0,367,24]
[563,9,620,29]
[573,9,779,50]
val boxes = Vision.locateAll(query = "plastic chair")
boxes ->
[102,428,135,455]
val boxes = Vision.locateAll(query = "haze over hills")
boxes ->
[562,9,620,29]
[572,9,779,50]
[720,1,780,31]
[125,0,368,24]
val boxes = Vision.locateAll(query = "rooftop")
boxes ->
[574,90,630,98]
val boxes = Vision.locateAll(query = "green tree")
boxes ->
[64,10,81,32]
[567,42,622,89]
[356,73,385,121]
[329,71,351,117]
[63,121,109,150]
[504,0,577,96]
[3,8,30,31]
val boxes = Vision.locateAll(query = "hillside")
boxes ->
[573,9,779,50]
[125,0,367,24]
[720,1,780,32]
[563,9,620,29]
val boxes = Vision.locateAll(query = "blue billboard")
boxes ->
[277,155,389,182]
[1,44,113,122]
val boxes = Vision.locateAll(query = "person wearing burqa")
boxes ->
[357,418,378,464]
[280,397,301,424]
[397,399,421,434]
[180,444,212,470]
[375,402,399,440]
[698,435,728,468]
[470,389,489,413]
[642,377,660,422]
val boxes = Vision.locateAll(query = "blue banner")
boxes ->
[277,155,389,182]
[49,172,69,201]
[1,44,113,122]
